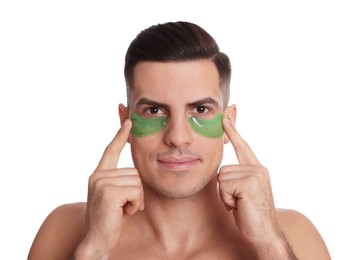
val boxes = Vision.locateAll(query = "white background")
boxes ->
[1,1,346,259]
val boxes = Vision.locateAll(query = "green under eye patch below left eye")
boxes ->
[189,113,224,138]
[131,113,224,138]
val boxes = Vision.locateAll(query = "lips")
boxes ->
[157,156,200,171]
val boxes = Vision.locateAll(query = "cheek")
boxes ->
[196,137,224,165]
[208,140,224,159]
[130,136,158,168]
[130,138,147,159]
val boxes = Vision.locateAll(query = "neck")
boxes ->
[137,176,235,252]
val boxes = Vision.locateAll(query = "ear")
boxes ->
[223,104,237,144]
[118,103,129,125]
[118,104,131,143]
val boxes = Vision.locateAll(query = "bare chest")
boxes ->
[110,237,255,260]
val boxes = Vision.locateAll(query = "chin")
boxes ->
[143,173,217,200]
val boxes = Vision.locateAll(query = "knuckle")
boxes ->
[125,175,142,187]
[219,189,228,200]
[217,172,224,182]
[262,166,269,176]
[133,176,142,187]
[118,167,139,175]
[235,141,248,153]
[219,165,232,175]
[118,186,142,202]
[105,143,120,157]
[93,178,106,191]
[104,183,121,195]
[247,176,259,189]
[88,173,98,187]
[130,167,140,176]
[218,180,227,189]
[219,179,231,191]
[219,165,227,174]
[249,165,269,177]
[257,166,270,179]
[131,186,142,195]
[102,184,113,194]
[219,185,235,201]
[120,185,140,193]
[104,144,114,153]
[131,187,143,201]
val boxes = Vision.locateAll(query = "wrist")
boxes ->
[73,240,111,260]
[253,232,297,260]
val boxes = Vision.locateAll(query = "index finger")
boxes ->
[223,116,261,165]
[96,119,132,171]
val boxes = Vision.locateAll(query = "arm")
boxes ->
[218,115,330,259]
[28,203,86,260]
[29,119,144,259]
[278,209,331,260]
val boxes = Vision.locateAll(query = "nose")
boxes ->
[164,114,193,148]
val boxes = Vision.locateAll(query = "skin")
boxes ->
[28,60,331,259]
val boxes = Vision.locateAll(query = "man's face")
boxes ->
[127,60,227,199]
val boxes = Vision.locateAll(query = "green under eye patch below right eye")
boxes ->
[131,113,167,137]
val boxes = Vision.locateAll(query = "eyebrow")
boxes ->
[135,98,170,111]
[187,97,220,108]
[135,97,220,109]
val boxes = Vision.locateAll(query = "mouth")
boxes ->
[157,156,200,172]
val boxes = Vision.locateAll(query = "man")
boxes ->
[28,21,330,259]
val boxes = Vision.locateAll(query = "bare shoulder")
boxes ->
[28,202,87,260]
[276,208,331,260]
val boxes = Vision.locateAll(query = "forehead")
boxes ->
[131,60,222,107]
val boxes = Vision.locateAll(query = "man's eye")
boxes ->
[145,107,164,114]
[194,106,209,113]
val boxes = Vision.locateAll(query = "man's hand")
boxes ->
[75,119,144,258]
[218,116,296,259]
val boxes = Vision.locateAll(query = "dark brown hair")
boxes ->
[124,21,231,106]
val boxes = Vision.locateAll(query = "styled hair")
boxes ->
[124,21,231,106]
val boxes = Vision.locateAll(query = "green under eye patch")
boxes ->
[131,113,167,137]
[131,113,224,138]
[189,113,224,138]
